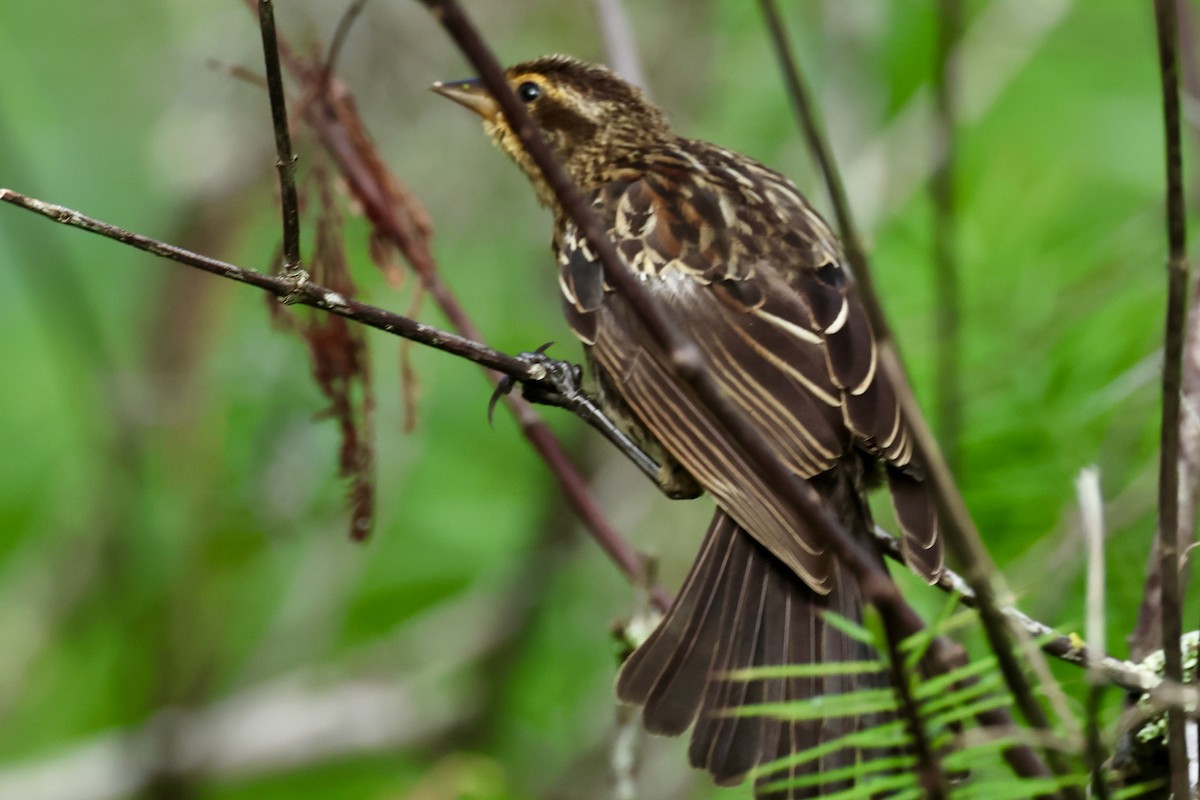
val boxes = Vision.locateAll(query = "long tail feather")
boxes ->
[617,504,889,798]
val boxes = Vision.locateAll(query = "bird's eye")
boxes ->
[517,81,542,103]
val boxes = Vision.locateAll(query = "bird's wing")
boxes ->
[556,152,941,584]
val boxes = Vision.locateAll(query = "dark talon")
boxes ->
[487,375,515,426]
[489,342,571,424]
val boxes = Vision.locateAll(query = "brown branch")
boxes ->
[0,190,529,374]
[257,0,302,274]
[1128,0,1200,667]
[757,2,1074,792]
[754,0,882,332]
[258,5,379,540]
[1150,0,1191,795]
[879,623,950,798]
[932,0,963,471]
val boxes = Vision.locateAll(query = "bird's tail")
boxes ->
[616,508,890,799]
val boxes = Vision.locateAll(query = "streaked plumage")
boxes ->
[434,55,943,798]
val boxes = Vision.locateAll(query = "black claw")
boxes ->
[489,344,558,424]
[487,375,516,426]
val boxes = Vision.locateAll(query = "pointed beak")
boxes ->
[430,78,500,121]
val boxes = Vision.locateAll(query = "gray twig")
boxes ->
[592,0,647,92]
[1078,467,1113,800]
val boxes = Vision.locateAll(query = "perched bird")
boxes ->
[433,55,942,798]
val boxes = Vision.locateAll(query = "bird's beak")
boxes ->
[430,78,500,122]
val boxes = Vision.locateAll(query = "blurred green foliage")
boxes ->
[0,1,1194,798]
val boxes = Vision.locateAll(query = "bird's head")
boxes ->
[432,55,671,205]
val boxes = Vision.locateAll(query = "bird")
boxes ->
[433,55,943,798]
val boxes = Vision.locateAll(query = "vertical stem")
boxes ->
[1151,0,1191,795]
[932,0,963,472]
[592,0,648,92]
[755,0,891,341]
[757,4,1079,793]
[257,0,302,273]
[1078,467,1112,800]
[879,621,949,799]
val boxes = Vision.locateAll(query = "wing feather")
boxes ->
[556,148,943,588]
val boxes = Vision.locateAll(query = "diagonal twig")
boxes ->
[0,191,531,374]
[0,184,673,609]
[415,0,929,640]
[757,2,1076,792]
[869,526,1154,693]
[416,0,1061,787]
[880,622,950,798]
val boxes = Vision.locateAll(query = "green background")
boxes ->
[0,1,1189,798]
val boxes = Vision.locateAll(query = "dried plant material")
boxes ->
[399,283,426,433]
[368,229,406,289]
[300,166,376,541]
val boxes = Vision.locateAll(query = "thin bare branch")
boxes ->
[324,0,371,83]
[932,0,963,471]
[1150,0,1192,794]
[757,4,1078,791]
[0,185,676,608]
[1128,0,1200,668]
[0,189,521,373]
[755,0,878,327]
[257,0,302,274]
[879,625,950,799]
[869,525,1162,697]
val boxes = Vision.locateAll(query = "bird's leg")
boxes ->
[495,347,702,499]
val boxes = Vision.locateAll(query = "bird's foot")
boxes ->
[488,343,584,422]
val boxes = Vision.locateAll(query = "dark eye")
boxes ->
[517,81,542,103]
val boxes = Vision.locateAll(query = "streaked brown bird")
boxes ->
[434,55,943,798]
